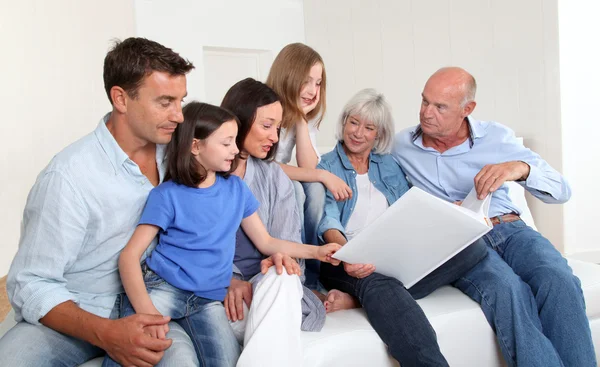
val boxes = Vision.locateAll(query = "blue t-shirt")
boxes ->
[141,176,259,301]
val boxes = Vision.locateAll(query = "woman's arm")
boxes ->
[118,224,161,315]
[241,213,340,264]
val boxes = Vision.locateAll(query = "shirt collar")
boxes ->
[94,112,167,176]
[94,113,129,174]
[411,116,485,148]
[334,141,383,171]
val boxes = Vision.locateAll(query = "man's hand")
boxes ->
[99,314,172,367]
[319,170,352,201]
[474,161,530,199]
[344,262,376,279]
[261,253,302,276]
[224,278,253,322]
[317,243,342,265]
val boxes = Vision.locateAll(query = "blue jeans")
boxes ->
[104,264,239,367]
[292,181,326,289]
[0,294,198,367]
[454,220,596,367]
[320,239,488,366]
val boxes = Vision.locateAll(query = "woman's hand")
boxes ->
[319,170,352,201]
[344,262,376,279]
[317,243,342,265]
[260,253,302,276]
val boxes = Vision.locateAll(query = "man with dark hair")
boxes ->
[0,38,198,366]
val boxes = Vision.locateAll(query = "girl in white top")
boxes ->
[266,43,350,200]
[266,44,351,289]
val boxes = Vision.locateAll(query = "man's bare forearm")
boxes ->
[40,300,110,348]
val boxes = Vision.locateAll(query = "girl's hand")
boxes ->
[319,170,353,201]
[317,243,342,265]
[143,322,169,339]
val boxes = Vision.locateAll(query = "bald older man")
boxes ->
[393,67,596,367]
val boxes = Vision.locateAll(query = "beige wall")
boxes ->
[304,0,565,251]
[0,0,135,275]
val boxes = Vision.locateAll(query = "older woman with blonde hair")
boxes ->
[317,88,488,367]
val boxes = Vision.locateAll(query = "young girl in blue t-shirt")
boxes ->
[107,102,341,367]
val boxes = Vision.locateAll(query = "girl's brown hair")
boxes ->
[266,43,326,131]
[165,102,239,187]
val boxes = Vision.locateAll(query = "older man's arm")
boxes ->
[473,126,571,203]
[8,171,170,366]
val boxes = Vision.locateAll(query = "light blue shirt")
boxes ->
[7,113,165,324]
[392,117,571,218]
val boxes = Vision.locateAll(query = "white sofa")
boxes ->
[1,258,599,366]
[1,178,599,366]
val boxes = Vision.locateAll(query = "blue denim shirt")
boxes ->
[317,142,410,243]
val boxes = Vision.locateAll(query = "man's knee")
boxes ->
[0,321,100,367]
[456,255,535,307]
[528,264,582,296]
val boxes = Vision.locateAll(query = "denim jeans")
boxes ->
[292,181,326,289]
[454,220,597,367]
[104,264,239,367]
[0,294,198,367]
[320,239,488,366]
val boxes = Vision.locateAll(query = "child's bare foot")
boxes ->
[324,289,359,313]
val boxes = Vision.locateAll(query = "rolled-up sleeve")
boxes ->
[7,171,88,324]
[502,131,571,204]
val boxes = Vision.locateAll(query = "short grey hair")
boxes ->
[335,88,395,154]
[461,74,477,107]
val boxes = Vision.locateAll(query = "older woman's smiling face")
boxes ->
[342,114,378,157]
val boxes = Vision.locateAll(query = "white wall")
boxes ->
[304,0,566,251]
[559,0,600,261]
[2,0,596,277]
[134,0,306,104]
[0,0,305,277]
[0,0,135,276]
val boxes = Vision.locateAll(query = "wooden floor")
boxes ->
[0,276,10,322]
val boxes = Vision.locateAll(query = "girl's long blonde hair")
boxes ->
[266,43,327,131]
